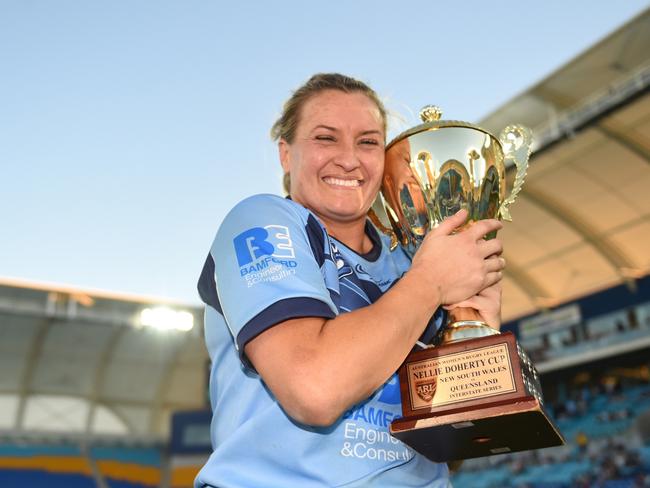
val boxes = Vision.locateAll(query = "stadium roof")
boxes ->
[481,9,650,321]
[0,277,207,442]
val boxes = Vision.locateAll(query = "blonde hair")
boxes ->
[271,73,387,194]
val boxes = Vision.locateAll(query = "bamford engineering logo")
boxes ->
[233,225,297,282]
[377,373,400,405]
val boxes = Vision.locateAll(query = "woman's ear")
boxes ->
[278,139,290,174]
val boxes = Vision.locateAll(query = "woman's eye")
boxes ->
[315,135,335,142]
[360,139,379,146]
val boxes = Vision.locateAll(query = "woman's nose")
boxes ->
[334,142,360,171]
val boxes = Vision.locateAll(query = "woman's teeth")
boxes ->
[323,177,360,187]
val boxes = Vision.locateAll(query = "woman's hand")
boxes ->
[444,280,503,330]
[409,209,505,306]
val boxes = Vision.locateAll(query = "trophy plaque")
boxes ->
[372,106,564,462]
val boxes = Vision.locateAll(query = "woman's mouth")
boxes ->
[322,177,362,188]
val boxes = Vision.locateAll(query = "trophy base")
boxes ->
[391,332,564,462]
[390,397,563,462]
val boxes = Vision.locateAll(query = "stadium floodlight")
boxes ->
[139,307,194,332]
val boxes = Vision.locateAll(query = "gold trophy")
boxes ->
[371,106,564,462]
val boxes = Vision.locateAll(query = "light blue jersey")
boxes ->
[197,194,449,488]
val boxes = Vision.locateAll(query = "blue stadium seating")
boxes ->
[452,382,650,488]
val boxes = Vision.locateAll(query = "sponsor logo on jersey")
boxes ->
[340,421,413,462]
[354,263,369,276]
[233,225,298,286]
[341,374,401,428]
[339,374,414,462]
[377,373,401,405]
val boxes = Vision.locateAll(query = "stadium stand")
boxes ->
[0,443,165,488]
[0,278,208,487]
[451,378,650,487]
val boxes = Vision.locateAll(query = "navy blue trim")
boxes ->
[356,277,383,304]
[306,214,326,267]
[361,220,382,262]
[236,297,336,370]
[330,219,383,262]
[410,308,449,348]
[386,275,403,290]
[429,308,449,346]
[197,253,222,313]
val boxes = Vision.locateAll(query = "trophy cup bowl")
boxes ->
[372,106,564,462]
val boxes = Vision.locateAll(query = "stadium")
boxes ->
[1,8,649,488]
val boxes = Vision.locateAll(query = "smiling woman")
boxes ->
[278,89,385,253]
[196,73,505,488]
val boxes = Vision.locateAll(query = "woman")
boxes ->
[196,73,504,487]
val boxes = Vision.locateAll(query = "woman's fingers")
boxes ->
[444,280,503,330]
[480,281,502,299]
[478,238,503,258]
[485,256,506,273]
[444,295,486,311]
[432,209,469,236]
[484,271,503,288]
[469,219,502,240]
[412,213,506,305]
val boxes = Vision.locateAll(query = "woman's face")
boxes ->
[279,90,385,229]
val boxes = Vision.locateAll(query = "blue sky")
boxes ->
[1,1,648,304]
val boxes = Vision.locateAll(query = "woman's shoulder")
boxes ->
[227,194,307,218]
[233,193,289,209]
[218,194,317,237]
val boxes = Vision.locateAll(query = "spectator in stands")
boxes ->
[576,430,588,454]
[628,308,640,330]
[566,397,578,417]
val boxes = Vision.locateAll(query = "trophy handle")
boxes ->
[497,125,532,222]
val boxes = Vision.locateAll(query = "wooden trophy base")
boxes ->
[390,332,564,462]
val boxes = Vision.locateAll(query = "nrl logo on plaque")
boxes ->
[415,380,437,402]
